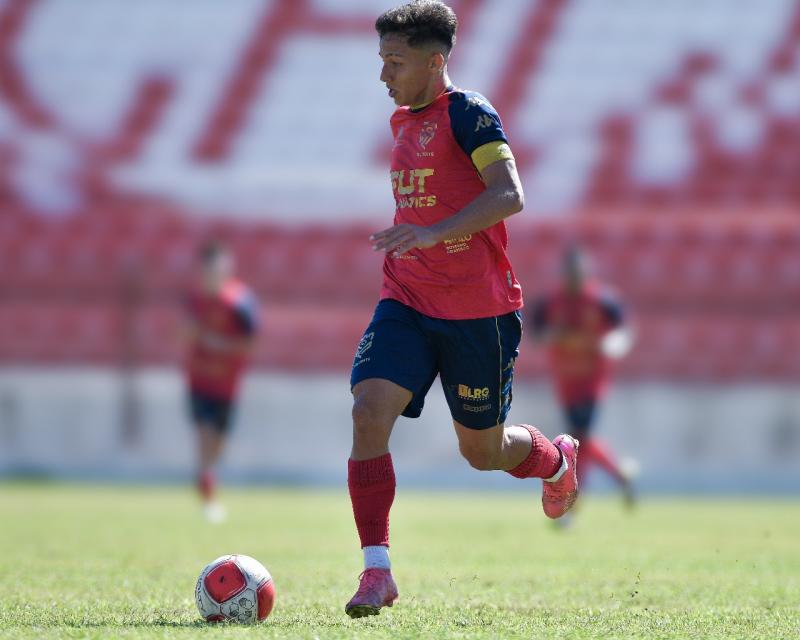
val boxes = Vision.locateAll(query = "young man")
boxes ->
[345,0,579,618]
[184,242,258,522]
[530,245,635,510]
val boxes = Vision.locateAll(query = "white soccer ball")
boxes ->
[195,554,275,623]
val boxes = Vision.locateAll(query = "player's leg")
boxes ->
[454,421,560,474]
[190,391,233,522]
[346,300,437,618]
[566,400,632,502]
[439,310,579,518]
[196,422,224,496]
[563,402,592,489]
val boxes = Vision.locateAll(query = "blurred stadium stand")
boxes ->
[0,0,798,379]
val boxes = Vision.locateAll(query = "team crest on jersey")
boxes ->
[418,121,437,148]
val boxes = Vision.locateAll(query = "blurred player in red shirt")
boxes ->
[531,245,635,513]
[345,1,579,617]
[184,242,258,522]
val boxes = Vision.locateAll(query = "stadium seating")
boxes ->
[0,0,798,380]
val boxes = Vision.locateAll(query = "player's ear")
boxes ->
[429,51,445,73]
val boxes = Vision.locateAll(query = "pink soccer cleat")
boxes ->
[345,568,398,618]
[541,434,580,519]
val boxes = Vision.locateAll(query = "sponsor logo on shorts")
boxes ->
[355,332,374,358]
[458,385,490,401]
[353,332,374,367]
[462,403,492,413]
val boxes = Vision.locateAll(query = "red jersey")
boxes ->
[531,283,625,404]
[380,88,523,320]
[185,278,258,400]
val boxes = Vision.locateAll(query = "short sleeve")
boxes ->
[448,91,509,158]
[599,292,625,328]
[233,291,259,336]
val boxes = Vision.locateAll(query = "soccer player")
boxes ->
[345,0,579,618]
[184,242,258,523]
[530,245,635,512]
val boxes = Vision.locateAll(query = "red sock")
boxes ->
[584,439,625,484]
[197,470,215,502]
[348,453,395,547]
[506,425,562,479]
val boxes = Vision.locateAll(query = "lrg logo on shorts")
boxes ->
[457,385,490,401]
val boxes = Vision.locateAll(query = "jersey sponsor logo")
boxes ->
[391,168,436,209]
[418,121,437,148]
[458,384,490,401]
[391,168,434,194]
[443,235,472,254]
[396,195,437,208]
[474,114,494,132]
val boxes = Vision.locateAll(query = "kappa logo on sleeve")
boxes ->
[474,114,494,132]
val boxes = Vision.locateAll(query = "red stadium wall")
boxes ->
[2,204,798,381]
[0,0,799,382]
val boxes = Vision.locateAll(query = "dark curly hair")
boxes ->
[376,1,458,52]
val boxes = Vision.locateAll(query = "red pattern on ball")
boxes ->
[256,579,276,620]
[204,561,247,603]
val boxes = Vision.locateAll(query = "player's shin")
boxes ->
[505,424,563,480]
[348,453,396,568]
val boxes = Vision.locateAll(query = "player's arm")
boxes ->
[198,331,254,355]
[599,293,634,359]
[206,292,259,355]
[180,299,231,351]
[372,154,523,256]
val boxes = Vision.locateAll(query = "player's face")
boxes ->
[563,252,586,292]
[379,34,440,107]
[202,253,233,292]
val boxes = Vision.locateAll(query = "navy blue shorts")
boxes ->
[189,390,235,434]
[563,399,598,434]
[351,299,522,429]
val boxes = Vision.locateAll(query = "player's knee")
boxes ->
[351,396,390,445]
[459,443,500,471]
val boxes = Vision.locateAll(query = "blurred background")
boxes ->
[0,0,798,494]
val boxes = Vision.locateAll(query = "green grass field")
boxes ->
[0,484,798,639]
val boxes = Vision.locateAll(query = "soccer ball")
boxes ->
[195,554,275,623]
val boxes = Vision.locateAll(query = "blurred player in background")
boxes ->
[530,245,635,516]
[184,242,258,522]
[345,0,579,618]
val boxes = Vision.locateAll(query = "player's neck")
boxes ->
[203,278,227,295]
[410,73,452,110]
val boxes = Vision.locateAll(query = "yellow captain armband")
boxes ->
[471,141,514,173]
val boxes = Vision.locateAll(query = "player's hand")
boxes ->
[370,224,439,256]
